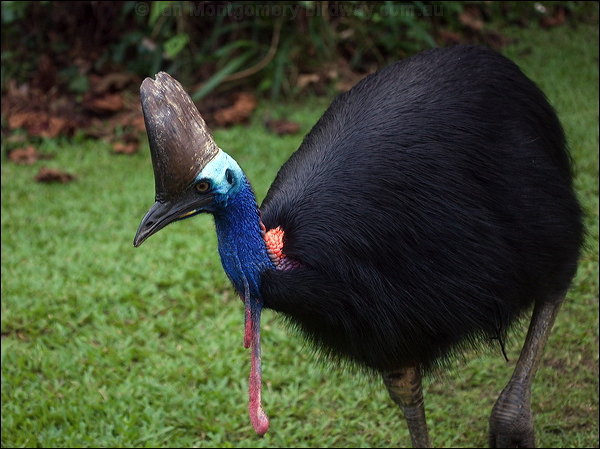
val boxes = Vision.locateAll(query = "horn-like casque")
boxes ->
[140,72,218,201]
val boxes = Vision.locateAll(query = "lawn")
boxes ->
[2,22,598,448]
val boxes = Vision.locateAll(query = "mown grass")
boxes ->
[2,22,598,448]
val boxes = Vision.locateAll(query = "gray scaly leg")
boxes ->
[383,366,431,448]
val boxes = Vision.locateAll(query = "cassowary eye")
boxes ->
[196,180,211,193]
[226,169,234,185]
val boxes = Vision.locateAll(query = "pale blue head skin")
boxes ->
[194,150,245,209]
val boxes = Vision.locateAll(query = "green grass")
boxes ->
[2,23,598,448]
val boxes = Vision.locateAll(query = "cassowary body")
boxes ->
[134,46,583,447]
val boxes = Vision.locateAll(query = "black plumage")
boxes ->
[260,45,583,373]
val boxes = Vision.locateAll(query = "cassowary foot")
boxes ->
[488,380,534,448]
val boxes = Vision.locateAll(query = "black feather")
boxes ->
[260,45,583,373]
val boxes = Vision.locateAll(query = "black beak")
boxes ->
[133,194,212,247]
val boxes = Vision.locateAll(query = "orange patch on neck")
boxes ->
[263,226,301,270]
[264,226,286,262]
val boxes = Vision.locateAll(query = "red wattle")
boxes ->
[247,300,270,436]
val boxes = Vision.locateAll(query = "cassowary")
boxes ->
[133,45,583,447]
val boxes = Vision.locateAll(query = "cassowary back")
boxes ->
[260,45,583,373]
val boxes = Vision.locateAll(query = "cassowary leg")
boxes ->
[489,294,564,448]
[383,366,431,448]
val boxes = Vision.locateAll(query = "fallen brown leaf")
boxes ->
[91,72,135,94]
[265,119,300,136]
[112,141,139,155]
[9,146,38,165]
[8,146,54,165]
[35,116,69,138]
[8,111,71,138]
[8,112,36,129]
[34,167,75,184]
[297,73,320,90]
[540,7,567,28]
[84,93,124,113]
[438,30,465,46]
[213,92,257,127]
[459,11,485,31]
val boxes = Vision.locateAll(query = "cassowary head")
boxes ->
[133,72,245,247]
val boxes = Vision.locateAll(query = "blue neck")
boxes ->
[213,178,275,298]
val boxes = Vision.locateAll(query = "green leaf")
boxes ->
[213,40,257,59]
[149,1,172,26]
[68,74,89,94]
[191,53,252,101]
[163,34,189,59]
[1,1,30,24]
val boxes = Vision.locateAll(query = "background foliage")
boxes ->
[2,1,598,99]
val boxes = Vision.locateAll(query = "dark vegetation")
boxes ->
[2,1,597,155]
